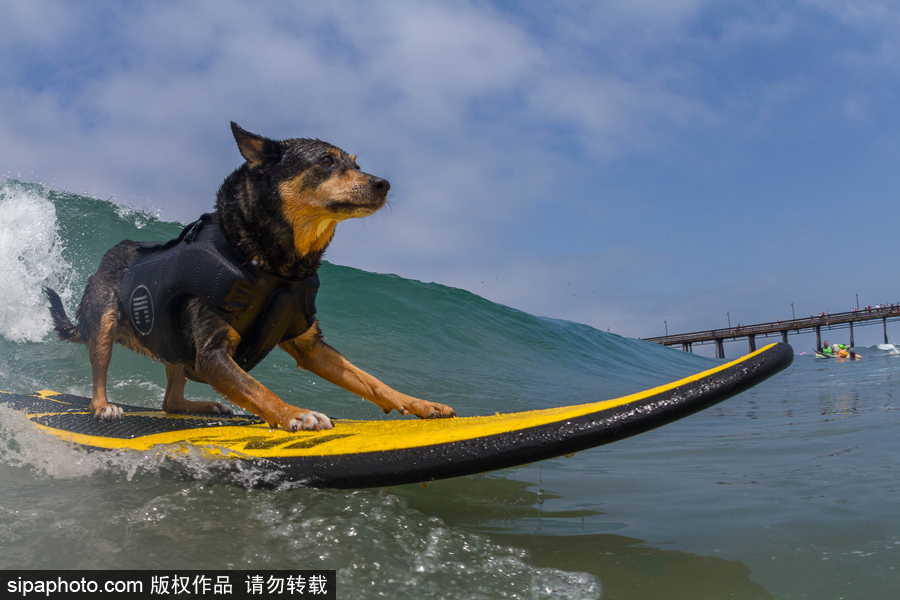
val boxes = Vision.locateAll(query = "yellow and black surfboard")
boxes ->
[0,343,792,488]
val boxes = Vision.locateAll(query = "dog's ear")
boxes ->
[231,122,279,170]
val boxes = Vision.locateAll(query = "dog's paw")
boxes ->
[285,411,333,432]
[401,400,456,419]
[420,401,456,419]
[211,402,234,415]
[94,404,124,420]
[163,398,235,415]
[189,401,235,415]
[191,401,235,415]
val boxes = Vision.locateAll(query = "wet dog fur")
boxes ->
[44,122,456,432]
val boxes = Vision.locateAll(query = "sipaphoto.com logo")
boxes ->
[6,574,142,596]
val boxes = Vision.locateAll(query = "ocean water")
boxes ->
[1,179,898,599]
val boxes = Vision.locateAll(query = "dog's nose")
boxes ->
[370,177,390,194]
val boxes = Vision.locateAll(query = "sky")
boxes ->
[2,0,900,354]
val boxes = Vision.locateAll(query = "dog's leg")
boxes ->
[162,363,234,415]
[280,325,456,419]
[194,346,332,431]
[87,312,124,420]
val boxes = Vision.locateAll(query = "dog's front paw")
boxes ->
[94,404,124,420]
[420,401,456,419]
[400,399,456,419]
[284,410,333,432]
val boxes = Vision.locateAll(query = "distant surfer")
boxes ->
[837,348,861,360]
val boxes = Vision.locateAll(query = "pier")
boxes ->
[645,305,900,358]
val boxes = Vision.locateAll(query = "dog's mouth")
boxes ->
[327,198,386,216]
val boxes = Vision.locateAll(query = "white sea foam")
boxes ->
[0,405,103,478]
[0,181,74,342]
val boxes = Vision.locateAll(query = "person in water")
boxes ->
[822,342,859,360]
[836,346,860,359]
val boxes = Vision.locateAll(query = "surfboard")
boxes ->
[0,342,792,489]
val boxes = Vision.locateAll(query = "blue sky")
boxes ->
[2,1,900,353]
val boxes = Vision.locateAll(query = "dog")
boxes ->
[43,122,456,432]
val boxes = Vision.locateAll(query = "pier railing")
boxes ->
[645,305,900,357]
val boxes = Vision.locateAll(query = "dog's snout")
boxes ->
[370,177,390,194]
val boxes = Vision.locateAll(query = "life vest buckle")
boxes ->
[183,219,203,244]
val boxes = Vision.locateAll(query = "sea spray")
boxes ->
[0,181,74,342]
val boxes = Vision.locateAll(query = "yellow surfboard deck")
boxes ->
[0,343,792,488]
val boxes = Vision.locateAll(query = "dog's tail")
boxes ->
[43,287,83,344]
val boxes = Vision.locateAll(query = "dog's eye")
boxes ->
[318,156,335,168]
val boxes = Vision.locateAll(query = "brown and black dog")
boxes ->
[43,123,455,431]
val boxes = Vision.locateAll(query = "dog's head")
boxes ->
[230,122,390,255]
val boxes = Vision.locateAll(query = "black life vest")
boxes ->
[120,213,318,373]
